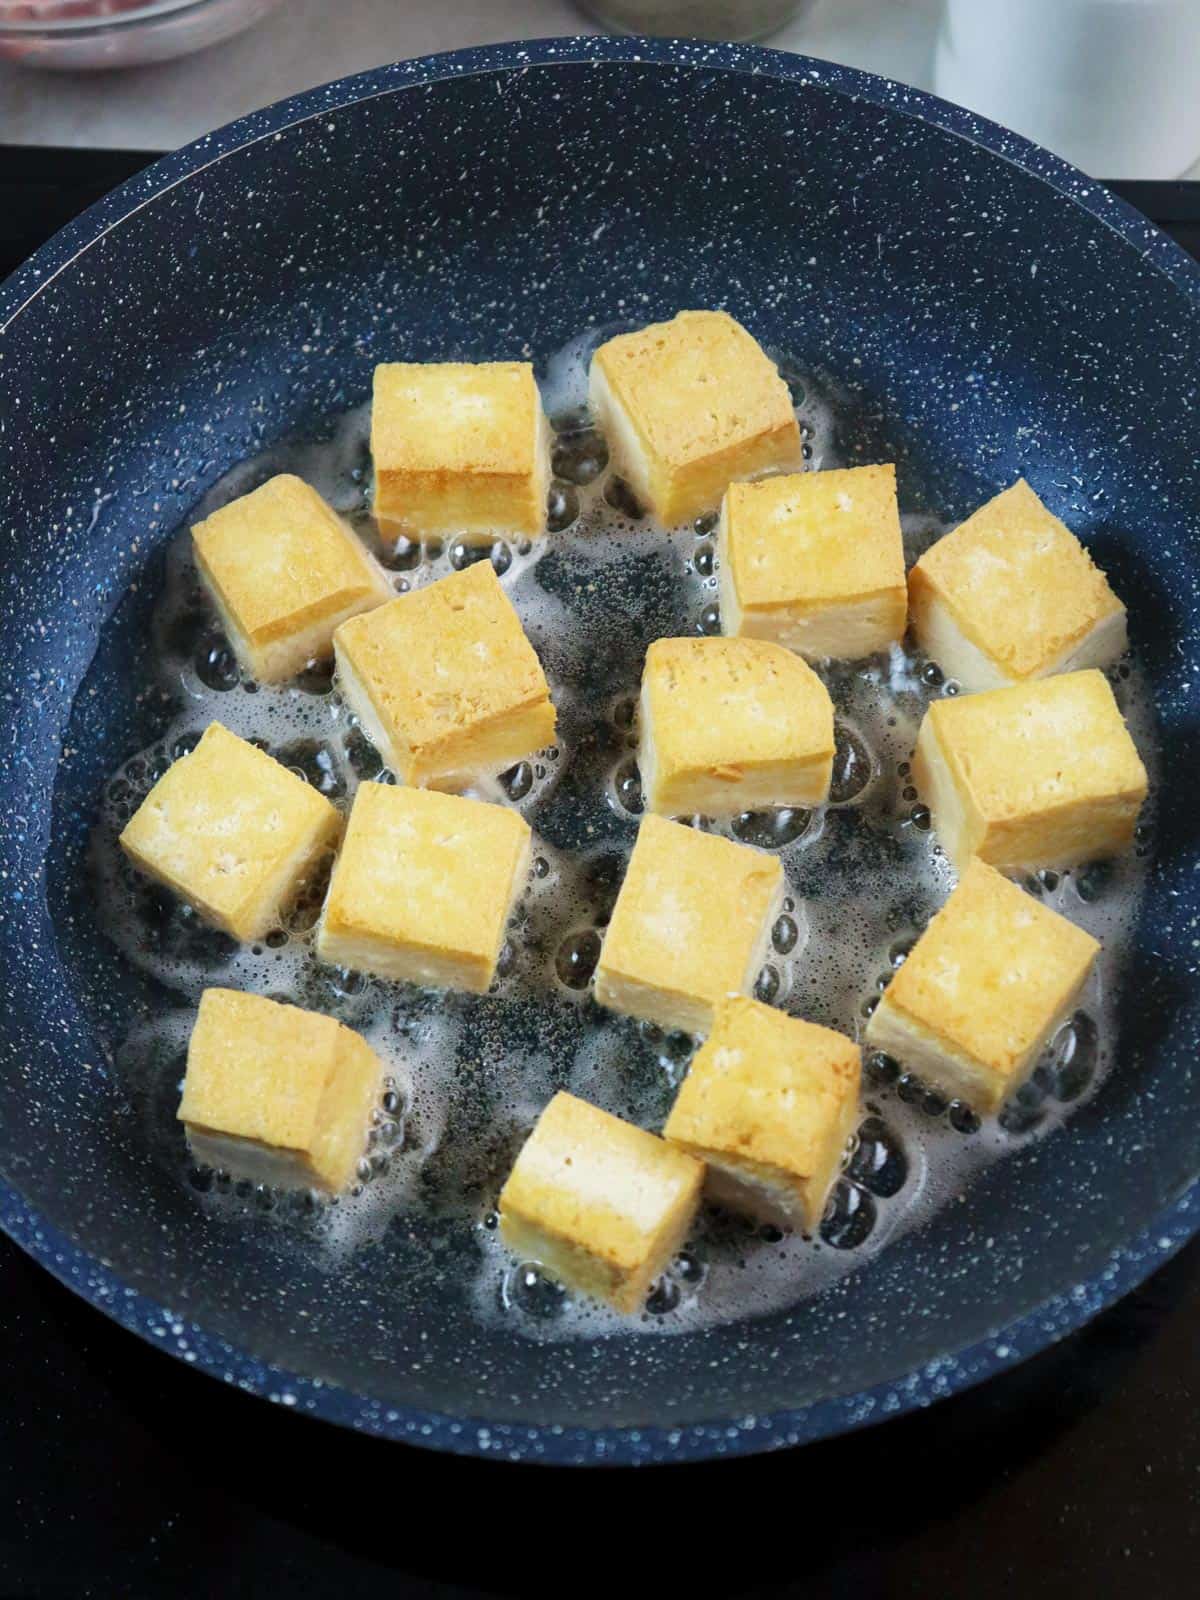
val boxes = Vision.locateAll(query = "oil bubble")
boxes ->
[948,1101,981,1135]
[277,739,345,800]
[821,1181,876,1249]
[731,808,810,849]
[345,727,382,781]
[604,476,646,519]
[500,761,534,802]
[195,637,239,691]
[646,1279,681,1316]
[754,965,781,1004]
[1075,861,1114,903]
[503,1262,566,1320]
[829,725,872,804]
[674,1250,704,1285]
[1050,1011,1099,1102]
[378,535,421,572]
[849,1117,907,1197]
[614,759,644,814]
[555,929,601,991]
[294,658,335,697]
[551,427,608,485]
[547,482,580,533]
[866,1051,899,1085]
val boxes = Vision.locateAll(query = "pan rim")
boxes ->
[2,33,1198,1464]
[3,1175,1197,1463]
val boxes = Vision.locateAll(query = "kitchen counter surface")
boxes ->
[0,0,954,153]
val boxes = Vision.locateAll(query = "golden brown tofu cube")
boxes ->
[639,636,835,814]
[589,310,801,525]
[191,474,391,685]
[119,723,341,942]
[499,1091,704,1313]
[865,859,1100,1113]
[316,781,532,993]
[909,480,1127,693]
[371,361,549,539]
[718,466,907,659]
[912,668,1148,871]
[664,997,861,1233]
[332,561,556,790]
[595,814,785,1035]
[179,988,383,1193]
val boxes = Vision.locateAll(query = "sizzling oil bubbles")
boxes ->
[71,330,1157,1343]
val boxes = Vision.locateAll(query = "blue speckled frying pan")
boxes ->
[1,37,1198,1466]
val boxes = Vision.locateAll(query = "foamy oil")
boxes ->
[72,328,1158,1341]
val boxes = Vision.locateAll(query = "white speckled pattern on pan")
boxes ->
[0,38,1198,1464]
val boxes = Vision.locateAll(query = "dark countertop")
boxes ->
[1,152,1197,1598]
[6,1230,1198,1596]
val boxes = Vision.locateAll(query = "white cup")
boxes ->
[935,0,1200,179]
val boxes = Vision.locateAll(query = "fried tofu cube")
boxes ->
[499,1091,704,1313]
[589,310,801,525]
[333,561,556,790]
[639,636,835,815]
[865,859,1099,1113]
[371,361,549,539]
[595,815,784,1034]
[718,465,907,659]
[316,781,531,992]
[191,474,391,685]
[119,723,341,942]
[909,480,1127,693]
[664,997,861,1232]
[179,988,382,1193]
[913,668,1148,871]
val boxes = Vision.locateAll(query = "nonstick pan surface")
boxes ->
[1,37,1198,1465]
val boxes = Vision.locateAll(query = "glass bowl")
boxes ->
[0,0,286,70]
[576,0,812,42]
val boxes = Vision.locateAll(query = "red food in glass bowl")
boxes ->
[0,0,287,69]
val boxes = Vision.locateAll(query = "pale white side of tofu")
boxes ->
[717,515,900,661]
[701,1161,805,1228]
[241,829,335,943]
[697,1088,858,1234]
[332,644,404,775]
[210,574,391,687]
[867,975,1083,1112]
[912,716,976,870]
[375,374,552,541]
[914,589,1129,695]
[533,406,552,537]
[316,926,474,990]
[909,589,1011,693]
[315,831,531,992]
[637,680,663,813]
[334,634,552,792]
[865,1000,1003,1109]
[637,677,832,814]
[593,870,784,1035]
[442,402,550,544]
[588,362,655,514]
[185,1127,327,1190]
[592,968,712,1036]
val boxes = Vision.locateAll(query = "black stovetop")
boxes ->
[2,150,1198,1599]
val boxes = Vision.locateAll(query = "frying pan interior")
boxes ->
[1,40,1198,1461]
